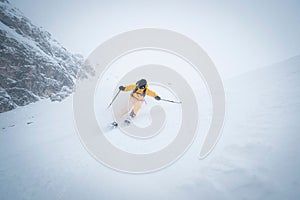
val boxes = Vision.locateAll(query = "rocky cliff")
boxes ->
[0,0,89,112]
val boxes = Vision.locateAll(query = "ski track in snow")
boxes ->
[0,56,300,200]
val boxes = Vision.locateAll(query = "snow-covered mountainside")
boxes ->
[198,55,300,200]
[0,0,86,113]
[0,54,299,200]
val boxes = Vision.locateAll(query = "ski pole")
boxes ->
[160,98,182,104]
[107,89,121,109]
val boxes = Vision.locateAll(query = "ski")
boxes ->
[109,119,131,130]
[111,121,118,128]
[124,119,131,125]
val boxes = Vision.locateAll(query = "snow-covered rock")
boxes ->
[0,0,87,113]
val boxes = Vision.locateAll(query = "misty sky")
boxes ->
[9,0,300,79]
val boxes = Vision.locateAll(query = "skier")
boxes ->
[118,78,161,124]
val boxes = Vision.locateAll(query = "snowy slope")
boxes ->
[0,55,300,200]
[185,55,300,200]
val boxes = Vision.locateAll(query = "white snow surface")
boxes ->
[0,56,300,200]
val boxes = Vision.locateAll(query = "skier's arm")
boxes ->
[146,89,160,99]
[124,84,137,92]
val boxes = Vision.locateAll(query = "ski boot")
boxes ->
[111,121,118,128]
[124,110,136,125]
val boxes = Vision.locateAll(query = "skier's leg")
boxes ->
[119,96,136,117]
[131,100,143,117]
[124,99,143,125]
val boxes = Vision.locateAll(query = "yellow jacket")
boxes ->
[124,84,158,100]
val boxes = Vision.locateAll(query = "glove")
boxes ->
[119,86,125,91]
[155,96,161,101]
